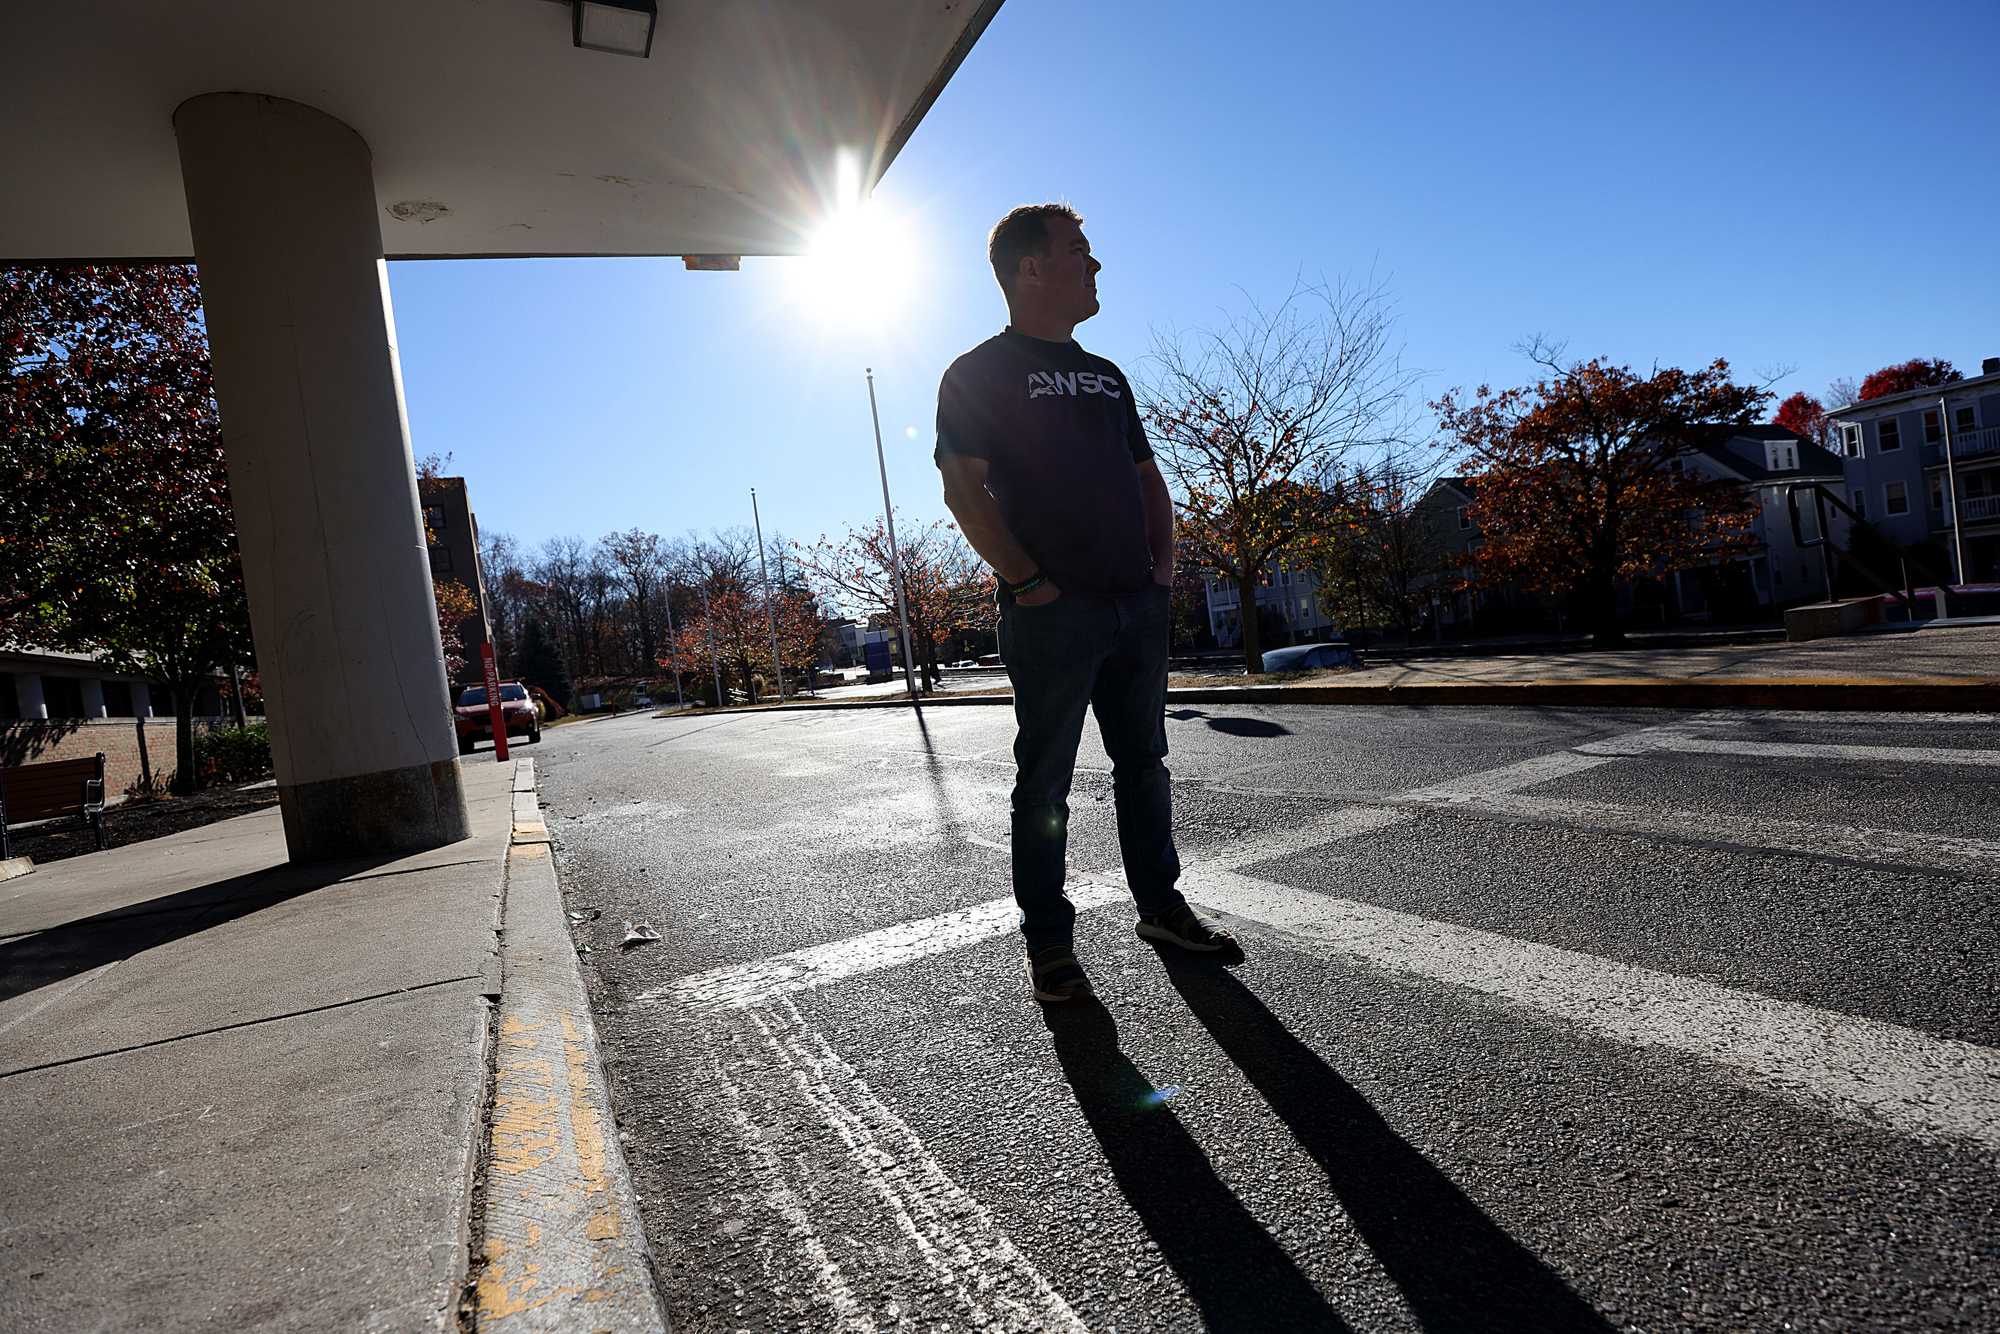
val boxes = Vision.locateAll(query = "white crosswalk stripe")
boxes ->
[1583,735,2000,766]
[647,713,2000,1153]
[1173,862,2000,1150]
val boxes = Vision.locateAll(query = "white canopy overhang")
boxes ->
[0,0,1002,261]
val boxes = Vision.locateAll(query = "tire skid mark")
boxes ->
[750,1001,1088,1332]
[693,1014,873,1331]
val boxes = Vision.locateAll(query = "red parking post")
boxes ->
[481,642,509,762]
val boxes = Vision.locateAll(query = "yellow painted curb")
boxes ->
[466,760,667,1333]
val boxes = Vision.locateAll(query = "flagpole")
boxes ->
[866,368,920,701]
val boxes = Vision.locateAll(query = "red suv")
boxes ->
[456,681,542,753]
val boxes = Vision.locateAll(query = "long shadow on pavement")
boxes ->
[1043,1001,1354,1332]
[1160,956,1614,1333]
[0,853,416,1007]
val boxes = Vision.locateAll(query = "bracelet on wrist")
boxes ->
[1007,571,1047,597]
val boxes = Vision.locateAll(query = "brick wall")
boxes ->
[1,717,227,800]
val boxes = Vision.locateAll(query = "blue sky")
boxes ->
[386,0,2000,557]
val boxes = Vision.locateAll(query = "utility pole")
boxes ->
[752,487,785,703]
[866,368,920,701]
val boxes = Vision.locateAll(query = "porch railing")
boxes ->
[1926,424,2000,465]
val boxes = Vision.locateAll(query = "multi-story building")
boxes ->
[1413,425,1851,633]
[1200,561,1341,648]
[1826,357,2000,584]
[1677,424,1849,612]
[420,476,494,681]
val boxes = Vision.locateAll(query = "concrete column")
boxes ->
[16,674,47,721]
[174,94,468,862]
[80,678,107,719]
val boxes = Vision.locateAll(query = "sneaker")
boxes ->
[1025,946,1093,1003]
[1136,905,1236,953]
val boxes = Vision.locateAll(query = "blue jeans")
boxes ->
[998,581,1187,953]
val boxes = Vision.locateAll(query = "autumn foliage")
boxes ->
[1857,358,1961,402]
[432,579,480,678]
[1435,349,1768,645]
[1143,280,1417,671]
[791,514,994,692]
[1773,392,1828,446]
[2,264,254,792]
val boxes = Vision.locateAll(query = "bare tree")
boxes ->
[477,528,527,672]
[1144,276,1421,672]
[664,529,762,701]
[603,528,669,670]
[533,535,592,679]
[792,514,994,692]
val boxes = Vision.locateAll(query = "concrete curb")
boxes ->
[465,759,668,1332]
[658,677,2000,717]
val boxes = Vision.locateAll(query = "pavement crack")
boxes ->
[0,972,486,1082]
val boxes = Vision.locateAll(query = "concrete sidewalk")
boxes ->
[675,622,2000,717]
[0,757,660,1331]
[1332,621,2000,689]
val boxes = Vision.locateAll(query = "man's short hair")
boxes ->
[988,203,1082,291]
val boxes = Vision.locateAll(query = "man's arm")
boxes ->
[938,454,1039,586]
[1138,457,1175,585]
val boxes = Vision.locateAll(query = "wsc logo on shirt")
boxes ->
[1027,370,1122,400]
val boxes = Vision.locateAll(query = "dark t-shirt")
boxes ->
[934,329,1155,598]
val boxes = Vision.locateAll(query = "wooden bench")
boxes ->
[0,753,107,860]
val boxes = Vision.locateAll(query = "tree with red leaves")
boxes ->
[1858,359,1961,402]
[1434,341,1767,646]
[2,264,254,793]
[1774,392,1829,448]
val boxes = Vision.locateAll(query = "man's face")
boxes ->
[1024,215,1101,322]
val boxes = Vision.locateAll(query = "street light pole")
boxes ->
[751,487,785,703]
[866,368,920,701]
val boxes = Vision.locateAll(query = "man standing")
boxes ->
[935,203,1233,1004]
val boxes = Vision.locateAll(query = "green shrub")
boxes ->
[197,722,273,785]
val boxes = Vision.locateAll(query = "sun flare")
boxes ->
[786,155,920,331]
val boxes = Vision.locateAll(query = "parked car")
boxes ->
[1260,641,1361,673]
[455,681,541,752]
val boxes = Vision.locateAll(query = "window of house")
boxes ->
[430,546,453,573]
[1840,422,1863,457]
[0,673,18,720]
[101,680,134,717]
[1457,507,1471,530]
[424,504,447,534]
[1851,489,1867,519]
[42,675,85,718]
[1955,406,1977,435]
[1878,418,1901,451]
[1931,476,1947,513]
[1884,480,1909,515]
[1922,409,1941,444]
